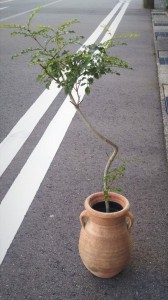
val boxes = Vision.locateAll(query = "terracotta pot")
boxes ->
[79,192,134,278]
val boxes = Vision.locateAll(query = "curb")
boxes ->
[151,8,168,163]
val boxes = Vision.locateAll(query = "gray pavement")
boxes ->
[153,1,168,162]
[0,1,168,299]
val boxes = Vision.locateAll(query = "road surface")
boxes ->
[0,0,168,299]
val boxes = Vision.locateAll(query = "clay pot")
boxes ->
[79,192,134,278]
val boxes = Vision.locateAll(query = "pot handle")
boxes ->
[126,211,134,230]
[80,210,88,228]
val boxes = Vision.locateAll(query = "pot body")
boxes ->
[79,192,134,278]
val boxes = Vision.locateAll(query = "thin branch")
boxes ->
[39,64,56,82]
[27,28,46,52]
[69,92,118,212]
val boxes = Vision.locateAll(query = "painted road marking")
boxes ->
[0,0,14,3]
[0,0,63,22]
[0,0,131,264]
[0,7,8,10]
[0,82,62,177]
[101,1,130,42]
[0,1,123,177]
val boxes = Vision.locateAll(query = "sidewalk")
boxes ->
[152,1,168,162]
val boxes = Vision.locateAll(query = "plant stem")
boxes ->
[69,93,118,212]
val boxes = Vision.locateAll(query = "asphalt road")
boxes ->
[0,0,168,299]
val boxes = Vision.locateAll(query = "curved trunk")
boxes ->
[69,93,118,212]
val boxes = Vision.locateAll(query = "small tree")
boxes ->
[1,7,130,212]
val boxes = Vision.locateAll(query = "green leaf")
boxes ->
[94,73,99,79]
[36,74,46,82]
[113,187,122,192]
[85,87,90,94]
[88,77,93,84]
[27,6,42,27]
[64,85,72,95]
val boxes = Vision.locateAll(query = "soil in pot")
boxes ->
[92,201,123,213]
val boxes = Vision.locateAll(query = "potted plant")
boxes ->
[1,7,134,278]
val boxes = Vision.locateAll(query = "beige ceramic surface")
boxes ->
[79,192,134,278]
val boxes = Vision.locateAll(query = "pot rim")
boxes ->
[84,191,130,218]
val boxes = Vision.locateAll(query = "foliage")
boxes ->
[1,7,131,211]
[1,7,129,96]
[103,163,126,201]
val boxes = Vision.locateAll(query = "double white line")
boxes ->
[0,0,131,264]
[0,0,14,11]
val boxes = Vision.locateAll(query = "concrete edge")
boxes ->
[151,9,168,164]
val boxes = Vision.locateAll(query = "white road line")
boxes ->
[0,1,123,177]
[0,0,131,264]
[0,0,13,3]
[101,1,130,43]
[0,6,8,10]
[0,0,62,22]
[0,97,76,265]
[0,82,62,177]
[82,1,123,46]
